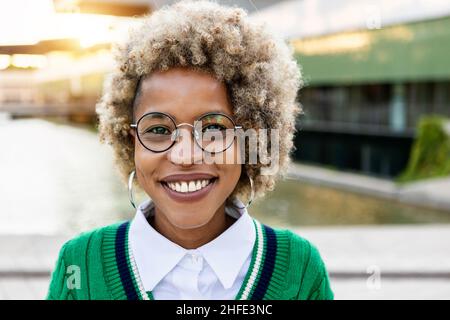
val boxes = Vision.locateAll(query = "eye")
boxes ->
[203,124,226,132]
[144,126,171,135]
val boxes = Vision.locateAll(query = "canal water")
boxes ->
[1,117,450,236]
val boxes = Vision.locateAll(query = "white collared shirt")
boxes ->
[128,198,256,300]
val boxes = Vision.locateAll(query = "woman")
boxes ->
[46,0,334,300]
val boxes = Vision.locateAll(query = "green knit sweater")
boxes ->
[46,218,334,300]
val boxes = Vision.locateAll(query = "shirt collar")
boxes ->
[129,198,256,291]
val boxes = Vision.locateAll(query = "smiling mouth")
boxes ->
[160,178,218,194]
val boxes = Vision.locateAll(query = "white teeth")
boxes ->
[165,179,214,193]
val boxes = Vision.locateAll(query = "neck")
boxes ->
[150,203,236,249]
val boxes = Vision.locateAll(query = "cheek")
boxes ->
[217,163,241,197]
[134,142,160,187]
[234,138,243,165]
[221,136,242,164]
[218,143,242,187]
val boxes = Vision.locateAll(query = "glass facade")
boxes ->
[299,81,450,134]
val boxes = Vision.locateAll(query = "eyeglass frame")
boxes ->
[130,111,243,154]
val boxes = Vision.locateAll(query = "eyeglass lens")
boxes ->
[136,113,237,153]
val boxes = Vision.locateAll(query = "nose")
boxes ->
[168,126,203,165]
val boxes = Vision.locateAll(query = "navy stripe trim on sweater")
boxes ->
[115,221,139,300]
[250,224,277,300]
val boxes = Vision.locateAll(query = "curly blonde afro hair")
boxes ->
[96,0,303,202]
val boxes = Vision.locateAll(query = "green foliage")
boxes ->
[397,115,450,183]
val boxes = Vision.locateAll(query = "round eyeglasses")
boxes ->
[130,112,242,154]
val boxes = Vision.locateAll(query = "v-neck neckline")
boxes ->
[102,218,289,300]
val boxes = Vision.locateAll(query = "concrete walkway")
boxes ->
[287,162,450,212]
[0,234,66,300]
[295,224,450,299]
[1,224,450,299]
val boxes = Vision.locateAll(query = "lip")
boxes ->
[160,177,218,203]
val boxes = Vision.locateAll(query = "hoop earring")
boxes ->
[128,170,137,209]
[230,173,254,210]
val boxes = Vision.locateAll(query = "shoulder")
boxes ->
[268,225,321,262]
[59,221,127,262]
[47,221,127,300]
[285,228,325,267]
[268,225,334,299]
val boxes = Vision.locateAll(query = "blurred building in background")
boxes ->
[252,0,450,178]
[1,0,449,177]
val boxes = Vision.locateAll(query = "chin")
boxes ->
[167,211,215,230]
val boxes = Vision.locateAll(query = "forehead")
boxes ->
[134,68,233,122]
